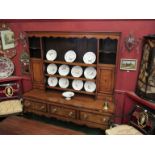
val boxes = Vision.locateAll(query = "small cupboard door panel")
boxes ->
[98,64,115,94]
[31,59,44,89]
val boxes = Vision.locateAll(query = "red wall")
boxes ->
[3,19,155,123]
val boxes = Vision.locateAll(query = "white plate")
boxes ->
[83,52,96,64]
[62,91,75,100]
[84,67,97,79]
[84,81,96,92]
[59,78,69,88]
[0,57,14,78]
[46,49,57,61]
[71,66,83,77]
[64,50,76,62]
[47,77,58,87]
[72,80,83,91]
[58,65,70,76]
[47,64,57,75]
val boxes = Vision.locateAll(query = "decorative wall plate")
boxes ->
[47,77,58,87]
[84,81,96,92]
[58,64,70,76]
[72,80,83,91]
[84,67,97,79]
[59,78,69,88]
[47,64,57,75]
[64,50,76,62]
[71,66,83,77]
[83,52,96,64]
[0,56,14,78]
[46,49,57,61]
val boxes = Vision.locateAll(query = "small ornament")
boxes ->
[124,33,139,52]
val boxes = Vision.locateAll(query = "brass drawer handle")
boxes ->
[68,111,73,117]
[83,114,88,120]
[101,118,107,123]
[51,108,57,113]
[39,105,45,110]
[24,101,31,107]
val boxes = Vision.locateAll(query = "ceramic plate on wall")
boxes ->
[58,64,70,76]
[47,77,58,87]
[64,50,76,62]
[46,49,57,61]
[84,81,96,92]
[59,78,69,88]
[72,80,83,91]
[83,52,96,64]
[0,57,14,78]
[47,64,57,75]
[71,66,83,77]
[84,67,97,79]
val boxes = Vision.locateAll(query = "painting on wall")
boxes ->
[120,59,137,71]
[1,30,15,50]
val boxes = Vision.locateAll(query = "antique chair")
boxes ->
[105,104,155,135]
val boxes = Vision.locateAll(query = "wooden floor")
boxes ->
[0,116,84,135]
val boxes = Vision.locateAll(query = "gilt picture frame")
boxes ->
[1,30,15,50]
[120,59,137,71]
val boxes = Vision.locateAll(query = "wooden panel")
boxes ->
[30,58,44,89]
[50,105,76,119]
[80,111,110,125]
[97,64,115,94]
[28,31,121,39]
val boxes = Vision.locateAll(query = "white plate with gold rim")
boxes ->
[64,50,76,62]
[46,49,57,61]
[83,52,96,64]
[84,67,96,79]
[47,64,57,75]
[71,66,83,78]
[84,81,96,92]
[59,78,69,88]
[72,80,83,91]
[58,64,70,76]
[47,77,58,87]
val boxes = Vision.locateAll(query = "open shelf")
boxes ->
[45,74,96,82]
[44,60,97,67]
[46,86,96,96]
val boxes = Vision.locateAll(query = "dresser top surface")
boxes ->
[23,89,115,113]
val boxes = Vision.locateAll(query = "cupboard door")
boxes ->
[98,64,115,94]
[31,59,44,89]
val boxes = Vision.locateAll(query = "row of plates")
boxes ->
[46,49,96,64]
[47,77,96,93]
[47,64,97,79]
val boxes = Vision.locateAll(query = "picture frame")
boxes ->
[120,59,137,71]
[1,30,15,50]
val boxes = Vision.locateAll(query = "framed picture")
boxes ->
[1,30,15,50]
[120,59,137,71]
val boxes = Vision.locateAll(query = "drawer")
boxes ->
[24,100,46,112]
[50,105,76,119]
[80,111,110,125]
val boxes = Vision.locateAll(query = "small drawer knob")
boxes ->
[24,101,31,107]
[101,118,107,123]
[39,105,45,110]
[68,111,73,117]
[51,108,57,113]
[83,114,88,120]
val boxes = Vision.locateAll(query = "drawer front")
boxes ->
[50,105,76,119]
[24,100,46,112]
[80,111,110,125]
